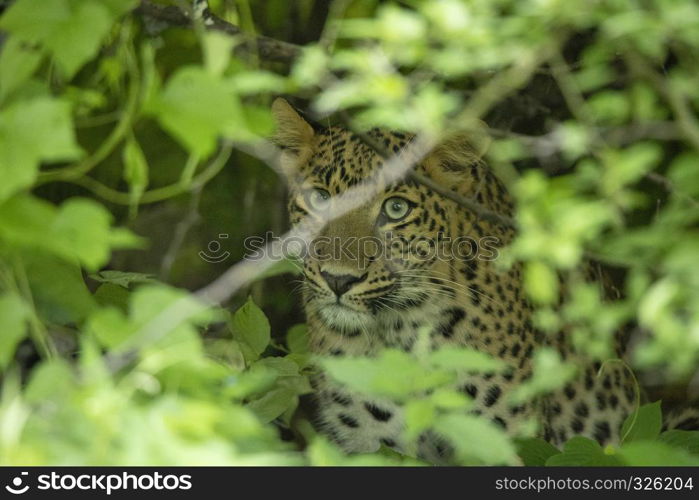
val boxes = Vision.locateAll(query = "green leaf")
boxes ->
[152,66,244,156]
[92,284,216,368]
[668,152,699,197]
[509,348,577,404]
[658,430,699,456]
[404,399,435,441]
[203,31,235,77]
[129,285,216,329]
[108,227,144,250]
[286,323,309,353]
[588,90,630,125]
[223,364,277,400]
[79,336,111,386]
[620,440,699,466]
[0,0,137,78]
[601,142,662,194]
[51,198,115,270]
[93,283,130,311]
[546,436,622,466]
[430,389,470,410]
[321,349,452,400]
[247,387,298,423]
[43,0,112,78]
[524,260,559,305]
[515,437,561,466]
[255,357,300,377]
[0,196,58,247]
[376,5,427,42]
[621,401,662,443]
[277,373,313,396]
[291,46,329,86]
[90,270,155,288]
[0,292,29,369]
[24,358,75,403]
[122,136,149,203]
[0,196,138,270]
[558,122,591,160]
[229,71,287,95]
[0,0,69,44]
[0,37,43,102]
[241,105,276,137]
[100,0,140,17]
[434,414,519,465]
[427,346,506,373]
[23,252,97,324]
[0,98,82,201]
[86,307,133,350]
[230,297,271,360]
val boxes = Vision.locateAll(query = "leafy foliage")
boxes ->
[0,0,698,466]
[517,403,699,466]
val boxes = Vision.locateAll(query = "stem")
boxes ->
[598,358,641,443]
[11,256,57,360]
[235,0,259,67]
[179,153,200,185]
[55,142,233,205]
[38,30,141,185]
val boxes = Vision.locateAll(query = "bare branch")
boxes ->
[135,0,301,63]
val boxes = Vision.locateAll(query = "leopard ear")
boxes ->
[271,98,315,153]
[421,125,491,186]
[271,98,315,180]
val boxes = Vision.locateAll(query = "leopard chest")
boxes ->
[306,299,539,455]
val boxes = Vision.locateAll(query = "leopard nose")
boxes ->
[320,271,367,297]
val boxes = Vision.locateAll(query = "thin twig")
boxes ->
[160,187,203,280]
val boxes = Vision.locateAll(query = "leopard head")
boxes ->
[271,98,506,334]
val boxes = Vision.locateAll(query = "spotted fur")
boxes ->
[271,98,690,463]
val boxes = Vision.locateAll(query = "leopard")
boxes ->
[270,97,691,463]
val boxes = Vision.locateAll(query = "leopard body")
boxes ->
[272,98,668,462]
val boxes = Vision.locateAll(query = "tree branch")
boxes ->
[338,113,517,229]
[135,0,300,63]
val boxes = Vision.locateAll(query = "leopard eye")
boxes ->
[305,188,331,211]
[382,197,411,221]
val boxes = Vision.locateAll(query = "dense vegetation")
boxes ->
[0,0,698,465]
